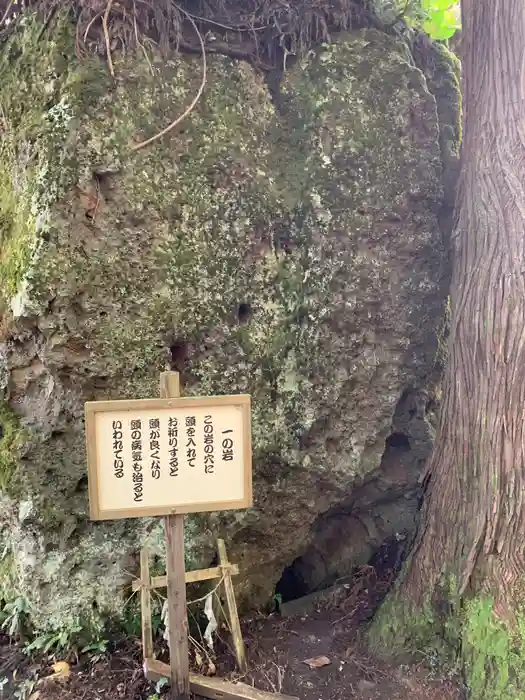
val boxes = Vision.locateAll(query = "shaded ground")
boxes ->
[0,566,465,700]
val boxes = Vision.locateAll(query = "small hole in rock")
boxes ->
[76,475,88,493]
[237,303,251,324]
[274,560,309,604]
[0,424,3,440]
[385,432,410,451]
[169,340,189,372]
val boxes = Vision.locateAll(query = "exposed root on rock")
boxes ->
[0,0,380,70]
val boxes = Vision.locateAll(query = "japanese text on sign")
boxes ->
[86,396,251,520]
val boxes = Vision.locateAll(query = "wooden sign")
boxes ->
[85,394,252,520]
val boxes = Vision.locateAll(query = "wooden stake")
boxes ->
[160,371,190,700]
[140,548,153,660]
[145,658,299,700]
[217,538,247,673]
[132,563,240,592]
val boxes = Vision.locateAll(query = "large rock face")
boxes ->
[0,16,459,633]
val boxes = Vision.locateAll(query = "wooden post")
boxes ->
[160,371,190,700]
[140,548,153,660]
[217,538,247,673]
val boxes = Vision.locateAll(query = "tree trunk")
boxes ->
[371,0,525,696]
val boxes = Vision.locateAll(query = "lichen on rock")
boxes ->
[0,13,460,634]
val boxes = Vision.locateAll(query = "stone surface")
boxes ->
[0,16,459,634]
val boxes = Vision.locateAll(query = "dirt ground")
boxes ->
[0,568,465,700]
[0,617,465,700]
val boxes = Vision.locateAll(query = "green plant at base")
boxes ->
[121,594,162,638]
[81,638,109,664]
[24,625,82,656]
[1,596,30,637]
[147,677,169,700]
[272,592,283,611]
[13,678,37,700]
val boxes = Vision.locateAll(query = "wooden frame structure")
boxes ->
[134,539,246,673]
[93,372,294,700]
[136,540,297,699]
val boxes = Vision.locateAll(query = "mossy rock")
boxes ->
[370,585,525,700]
[0,14,459,634]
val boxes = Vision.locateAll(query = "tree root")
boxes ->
[130,4,207,152]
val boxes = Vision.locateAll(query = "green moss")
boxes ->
[370,575,525,699]
[0,161,33,307]
[422,41,461,161]
[368,572,461,665]
[461,598,525,699]
[411,38,461,211]
[0,402,24,492]
[0,11,108,308]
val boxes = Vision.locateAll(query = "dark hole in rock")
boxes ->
[385,432,410,451]
[274,534,409,619]
[273,225,295,254]
[168,340,189,372]
[76,475,88,493]
[237,302,251,323]
[0,423,3,440]
[275,560,309,604]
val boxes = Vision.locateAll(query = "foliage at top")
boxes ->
[379,0,460,41]
[419,0,460,40]
[0,0,460,73]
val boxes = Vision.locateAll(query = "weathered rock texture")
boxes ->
[0,15,460,634]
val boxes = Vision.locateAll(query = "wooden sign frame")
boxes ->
[85,395,252,521]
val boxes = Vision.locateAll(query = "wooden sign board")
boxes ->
[85,395,252,520]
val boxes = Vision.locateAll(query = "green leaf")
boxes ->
[432,0,456,9]
[420,0,460,39]
[421,0,453,9]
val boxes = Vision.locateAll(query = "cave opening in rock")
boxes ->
[384,432,411,450]
[275,558,309,604]
[274,533,409,616]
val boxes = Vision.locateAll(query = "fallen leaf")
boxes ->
[37,660,71,684]
[302,655,331,669]
[52,661,71,678]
